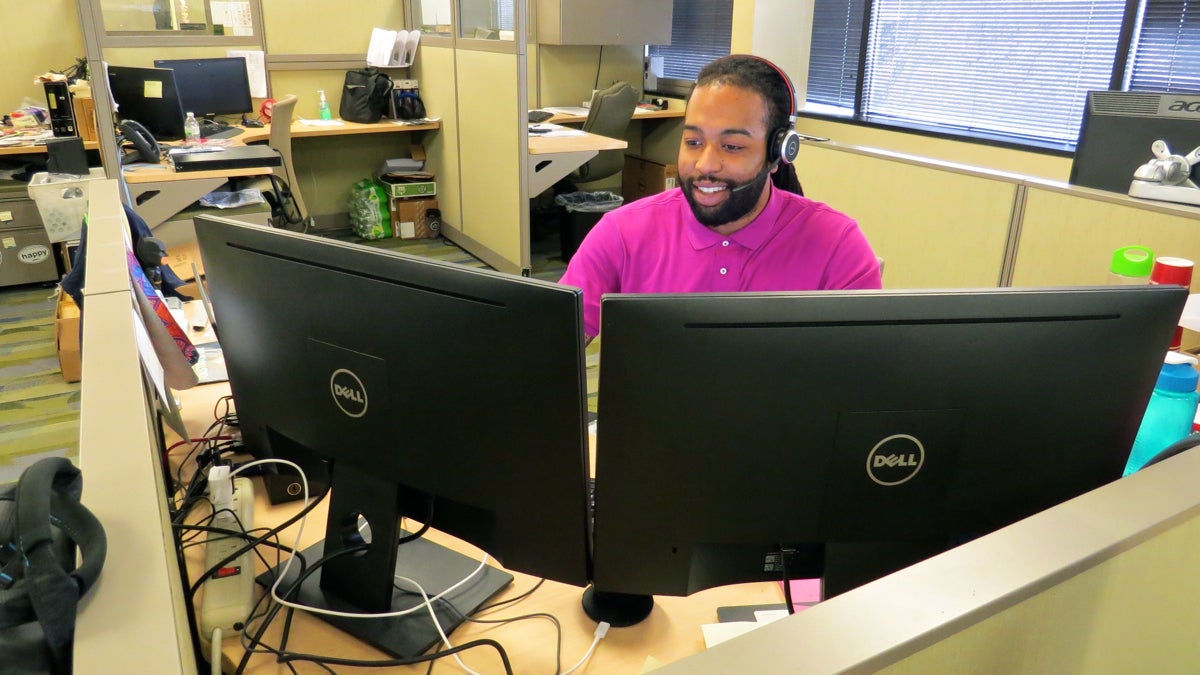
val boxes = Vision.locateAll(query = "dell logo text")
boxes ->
[330,368,368,418]
[865,434,925,486]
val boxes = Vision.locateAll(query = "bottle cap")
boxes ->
[1158,351,1199,392]
[1110,246,1154,278]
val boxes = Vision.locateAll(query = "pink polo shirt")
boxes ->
[559,187,882,338]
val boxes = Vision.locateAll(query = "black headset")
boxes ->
[0,457,107,670]
[746,55,803,167]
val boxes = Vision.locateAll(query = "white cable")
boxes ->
[560,621,610,675]
[210,627,223,675]
[393,571,487,675]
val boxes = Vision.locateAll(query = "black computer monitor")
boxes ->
[193,215,591,657]
[583,286,1187,625]
[106,64,186,141]
[153,57,253,120]
[1070,90,1200,194]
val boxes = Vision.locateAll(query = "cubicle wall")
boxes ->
[660,448,1200,674]
[796,142,1021,289]
[795,140,1200,296]
[74,181,196,674]
[444,48,529,273]
[413,45,463,236]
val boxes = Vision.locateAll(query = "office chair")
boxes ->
[568,81,639,185]
[258,94,311,230]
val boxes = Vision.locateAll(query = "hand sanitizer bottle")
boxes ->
[318,90,332,121]
[184,112,201,143]
[1124,351,1200,475]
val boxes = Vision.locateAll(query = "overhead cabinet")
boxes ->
[536,0,672,45]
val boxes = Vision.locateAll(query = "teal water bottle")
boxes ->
[1125,352,1199,476]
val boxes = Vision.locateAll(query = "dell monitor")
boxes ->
[154,57,253,122]
[106,64,186,141]
[583,286,1187,625]
[1070,90,1200,194]
[193,215,591,657]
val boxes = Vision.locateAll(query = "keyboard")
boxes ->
[199,120,244,139]
[528,109,555,123]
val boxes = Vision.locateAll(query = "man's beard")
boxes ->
[681,165,770,228]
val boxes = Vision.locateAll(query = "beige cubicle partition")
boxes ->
[1011,181,1200,289]
[795,142,1022,289]
[412,45,463,238]
[443,48,529,274]
[657,447,1200,674]
[74,180,196,673]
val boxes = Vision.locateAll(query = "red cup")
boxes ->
[1150,256,1194,287]
[1150,257,1193,350]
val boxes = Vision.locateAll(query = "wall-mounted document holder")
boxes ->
[367,28,420,68]
[1128,139,1200,207]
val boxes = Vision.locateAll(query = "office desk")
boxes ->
[170,380,784,674]
[544,107,685,125]
[528,127,629,195]
[124,119,441,228]
[0,137,101,156]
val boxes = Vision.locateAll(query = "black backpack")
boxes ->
[0,458,107,675]
[340,68,393,124]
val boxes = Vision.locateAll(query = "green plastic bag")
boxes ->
[348,179,392,240]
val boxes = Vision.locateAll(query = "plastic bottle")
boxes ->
[318,90,332,121]
[184,111,201,144]
[1108,245,1154,285]
[1124,352,1200,476]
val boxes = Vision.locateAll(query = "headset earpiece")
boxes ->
[746,55,801,166]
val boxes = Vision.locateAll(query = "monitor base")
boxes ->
[257,536,513,659]
[581,586,654,627]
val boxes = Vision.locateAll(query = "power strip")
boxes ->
[200,476,256,634]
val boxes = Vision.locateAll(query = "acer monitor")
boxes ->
[106,64,186,141]
[193,215,591,658]
[583,286,1187,625]
[153,57,253,120]
[1070,90,1200,194]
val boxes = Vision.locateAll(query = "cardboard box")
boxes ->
[622,155,678,203]
[380,177,437,199]
[162,240,205,281]
[56,290,81,383]
[388,197,440,239]
[72,95,98,143]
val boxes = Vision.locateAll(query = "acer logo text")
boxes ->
[1168,100,1200,113]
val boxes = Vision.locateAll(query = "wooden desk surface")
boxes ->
[0,135,101,156]
[528,129,628,155]
[172,380,784,674]
[546,108,685,125]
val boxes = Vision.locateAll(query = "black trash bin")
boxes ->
[555,191,623,262]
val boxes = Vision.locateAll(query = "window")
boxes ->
[807,0,1200,151]
[648,0,733,97]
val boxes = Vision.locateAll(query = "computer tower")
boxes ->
[43,81,77,138]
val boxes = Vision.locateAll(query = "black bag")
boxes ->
[0,458,107,675]
[339,67,393,124]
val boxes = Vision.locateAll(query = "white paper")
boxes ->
[367,28,420,68]
[211,1,254,36]
[227,49,267,98]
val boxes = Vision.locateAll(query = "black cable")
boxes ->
[475,577,546,614]
[278,638,514,673]
[437,600,564,675]
[779,546,797,615]
[593,45,604,91]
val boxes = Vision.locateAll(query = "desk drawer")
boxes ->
[0,225,58,287]
[0,198,45,233]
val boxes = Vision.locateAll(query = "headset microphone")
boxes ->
[730,161,773,192]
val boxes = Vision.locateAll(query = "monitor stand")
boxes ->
[257,533,513,659]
